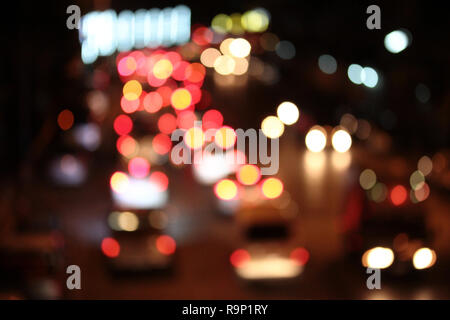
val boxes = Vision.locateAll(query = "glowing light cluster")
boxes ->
[201,38,251,76]
[211,8,270,34]
[80,5,191,64]
[347,64,378,88]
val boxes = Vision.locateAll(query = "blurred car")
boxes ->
[342,180,437,276]
[230,204,309,282]
[101,208,176,274]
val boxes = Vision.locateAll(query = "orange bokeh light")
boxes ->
[390,185,407,206]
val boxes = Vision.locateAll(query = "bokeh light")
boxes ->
[236,164,261,186]
[390,185,407,206]
[171,88,192,110]
[211,14,232,34]
[117,211,139,232]
[276,101,299,125]
[214,55,236,75]
[184,127,205,149]
[101,237,120,258]
[359,169,377,190]
[200,48,222,68]
[214,179,238,200]
[57,109,74,131]
[128,157,150,178]
[113,114,133,136]
[412,248,436,270]
[362,247,394,269]
[261,116,285,139]
[384,30,410,54]
[410,170,425,191]
[318,54,337,74]
[110,171,129,193]
[305,126,327,152]
[230,249,251,268]
[156,235,176,255]
[417,156,433,176]
[229,38,251,58]
[214,126,237,149]
[331,129,352,153]
[123,80,142,100]
[261,177,284,199]
[153,59,173,79]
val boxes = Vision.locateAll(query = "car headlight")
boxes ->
[412,248,436,270]
[362,247,394,269]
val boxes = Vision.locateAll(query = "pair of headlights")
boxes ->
[362,247,437,270]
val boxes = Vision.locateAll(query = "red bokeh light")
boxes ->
[120,96,140,113]
[192,26,214,46]
[185,63,206,83]
[172,61,189,81]
[153,133,172,155]
[177,110,197,129]
[156,86,173,107]
[101,237,120,258]
[143,92,163,113]
[390,185,407,206]
[202,109,224,131]
[230,249,251,268]
[156,235,176,255]
[290,247,310,266]
[113,114,133,136]
[185,84,202,104]
[149,171,169,192]
[158,113,178,134]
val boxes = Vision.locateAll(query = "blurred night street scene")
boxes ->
[1,0,450,300]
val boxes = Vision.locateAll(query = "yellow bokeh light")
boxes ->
[118,211,139,232]
[230,13,245,35]
[219,38,234,56]
[229,38,251,58]
[237,164,261,185]
[214,126,237,149]
[261,177,283,199]
[241,9,269,33]
[276,101,299,125]
[184,127,205,149]
[171,88,192,110]
[331,129,352,153]
[200,48,222,68]
[362,247,394,269]
[215,179,238,200]
[211,14,232,34]
[214,55,236,75]
[261,116,285,139]
[153,59,173,79]
[305,126,327,152]
[123,80,142,101]
[412,248,436,270]
[110,171,129,193]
